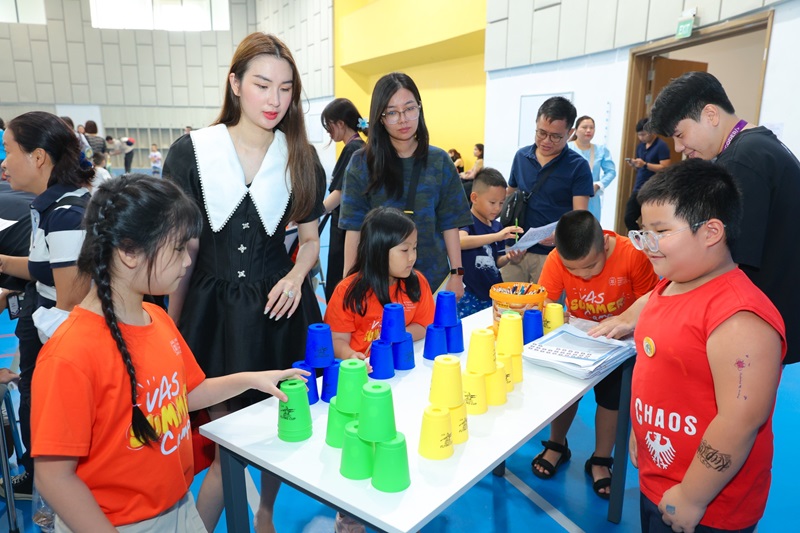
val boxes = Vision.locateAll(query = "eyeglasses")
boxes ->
[628,221,707,253]
[381,105,421,125]
[535,129,567,143]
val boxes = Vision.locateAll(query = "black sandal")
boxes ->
[531,439,571,479]
[584,455,614,500]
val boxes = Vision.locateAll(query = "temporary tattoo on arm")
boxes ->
[665,505,676,515]
[734,354,750,400]
[697,439,732,472]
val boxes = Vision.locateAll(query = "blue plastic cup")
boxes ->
[321,359,341,403]
[380,303,407,343]
[392,332,416,371]
[368,339,395,379]
[523,309,544,344]
[423,324,448,361]
[445,320,464,353]
[433,291,458,328]
[304,323,336,368]
[291,361,318,405]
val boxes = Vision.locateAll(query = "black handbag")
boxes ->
[499,165,555,227]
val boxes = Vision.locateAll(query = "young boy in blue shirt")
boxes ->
[457,168,524,317]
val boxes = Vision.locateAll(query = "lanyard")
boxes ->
[346,133,360,144]
[722,120,748,152]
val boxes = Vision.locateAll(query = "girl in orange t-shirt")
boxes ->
[31,176,308,531]
[325,207,434,361]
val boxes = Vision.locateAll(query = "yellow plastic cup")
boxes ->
[511,354,524,384]
[485,362,508,406]
[418,406,454,460]
[496,313,523,356]
[429,355,464,408]
[496,353,514,392]
[449,402,468,445]
[466,329,496,375]
[462,370,488,415]
[543,303,565,335]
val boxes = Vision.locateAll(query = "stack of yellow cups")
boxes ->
[464,328,505,409]
[496,312,524,387]
[420,355,467,460]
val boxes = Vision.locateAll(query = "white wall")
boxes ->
[760,0,800,149]
[485,48,631,230]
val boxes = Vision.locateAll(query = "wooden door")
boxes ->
[648,57,708,164]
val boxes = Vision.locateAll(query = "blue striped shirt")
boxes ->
[28,185,89,305]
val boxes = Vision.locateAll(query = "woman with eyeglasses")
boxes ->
[339,72,472,298]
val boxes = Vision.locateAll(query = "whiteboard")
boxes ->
[517,92,574,148]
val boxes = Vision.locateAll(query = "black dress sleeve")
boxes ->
[162,134,202,208]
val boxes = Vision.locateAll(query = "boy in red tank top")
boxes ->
[623,159,785,532]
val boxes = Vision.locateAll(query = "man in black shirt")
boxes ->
[649,71,800,364]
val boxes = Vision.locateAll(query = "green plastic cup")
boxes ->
[335,359,369,415]
[357,382,397,443]
[371,431,411,492]
[325,396,357,448]
[277,379,313,442]
[340,420,374,480]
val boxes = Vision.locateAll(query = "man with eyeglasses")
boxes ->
[501,96,593,284]
[645,71,800,365]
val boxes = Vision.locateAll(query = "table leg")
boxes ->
[607,357,634,523]
[220,447,251,533]
[492,460,506,477]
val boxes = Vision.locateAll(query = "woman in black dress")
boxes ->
[163,33,324,533]
[320,98,367,301]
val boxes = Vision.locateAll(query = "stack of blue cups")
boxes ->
[426,291,463,360]
[371,303,413,378]
[301,323,340,404]
[522,309,545,345]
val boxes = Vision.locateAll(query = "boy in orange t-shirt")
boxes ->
[532,210,657,500]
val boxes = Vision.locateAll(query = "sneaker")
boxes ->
[0,471,33,500]
[334,512,366,533]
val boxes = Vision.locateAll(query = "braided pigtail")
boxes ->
[93,195,159,445]
[78,174,202,447]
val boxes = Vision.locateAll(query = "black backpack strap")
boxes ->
[404,158,424,216]
[526,164,556,200]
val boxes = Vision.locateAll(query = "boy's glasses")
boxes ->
[628,221,707,253]
[381,105,421,125]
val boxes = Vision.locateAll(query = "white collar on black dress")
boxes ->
[190,124,291,236]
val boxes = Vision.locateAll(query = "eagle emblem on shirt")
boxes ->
[645,431,676,469]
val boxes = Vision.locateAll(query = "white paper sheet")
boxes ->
[503,221,558,252]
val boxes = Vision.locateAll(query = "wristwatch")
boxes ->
[449,267,465,276]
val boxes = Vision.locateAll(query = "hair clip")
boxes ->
[357,117,369,130]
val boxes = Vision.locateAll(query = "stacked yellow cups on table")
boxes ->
[419,355,467,459]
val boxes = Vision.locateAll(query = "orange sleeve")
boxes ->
[32,355,94,458]
[324,276,357,334]
[411,272,435,327]
[537,249,565,301]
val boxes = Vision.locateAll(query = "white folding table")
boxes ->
[200,308,634,532]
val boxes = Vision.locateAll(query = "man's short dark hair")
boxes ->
[635,118,649,133]
[554,210,605,261]
[536,96,577,130]
[648,72,736,137]
[637,158,741,254]
[473,167,507,192]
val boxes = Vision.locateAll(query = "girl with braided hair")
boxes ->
[29,175,309,532]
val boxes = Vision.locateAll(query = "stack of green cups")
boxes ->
[325,397,357,448]
[277,379,313,442]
